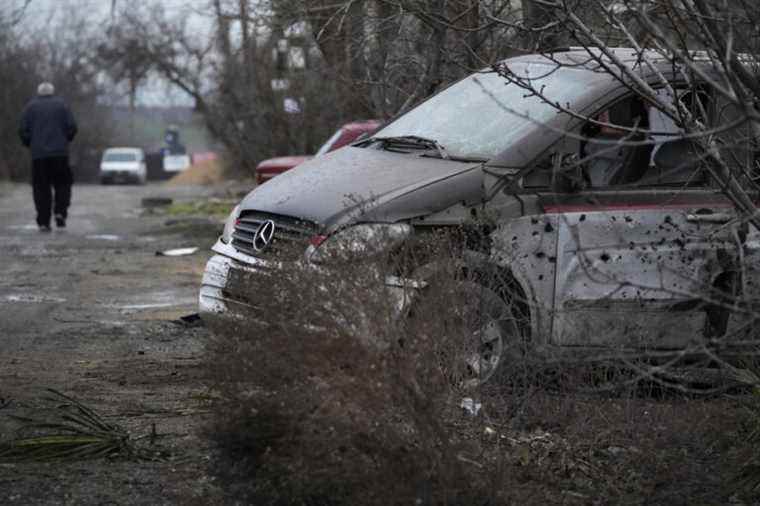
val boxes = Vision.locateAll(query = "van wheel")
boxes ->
[450,281,525,388]
[407,276,526,389]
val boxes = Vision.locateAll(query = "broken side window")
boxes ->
[637,86,714,187]
[580,96,652,188]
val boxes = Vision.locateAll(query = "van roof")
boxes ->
[509,47,756,71]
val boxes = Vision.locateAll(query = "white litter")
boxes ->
[156,247,199,257]
[2,294,67,303]
[460,397,482,416]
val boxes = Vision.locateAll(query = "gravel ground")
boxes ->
[0,182,235,505]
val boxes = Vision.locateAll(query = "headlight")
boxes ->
[306,223,412,264]
[221,204,240,244]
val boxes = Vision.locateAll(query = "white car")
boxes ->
[100,147,147,185]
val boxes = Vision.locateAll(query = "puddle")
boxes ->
[103,290,197,312]
[86,234,122,241]
[19,247,68,257]
[2,294,67,304]
[117,302,187,310]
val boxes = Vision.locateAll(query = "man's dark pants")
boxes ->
[31,156,72,227]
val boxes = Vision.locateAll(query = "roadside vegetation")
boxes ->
[0,389,154,463]
[203,234,760,504]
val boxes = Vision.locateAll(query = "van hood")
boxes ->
[240,146,483,228]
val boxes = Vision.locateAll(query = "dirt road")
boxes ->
[0,182,229,504]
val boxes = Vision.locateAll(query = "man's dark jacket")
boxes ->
[18,96,78,160]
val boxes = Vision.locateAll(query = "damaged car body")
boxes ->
[200,48,759,384]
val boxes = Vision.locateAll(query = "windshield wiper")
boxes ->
[367,135,450,160]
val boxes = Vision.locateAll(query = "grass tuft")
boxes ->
[0,389,156,463]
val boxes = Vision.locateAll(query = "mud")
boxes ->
[0,183,232,504]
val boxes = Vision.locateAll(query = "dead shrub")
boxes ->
[203,235,504,504]
[202,227,760,504]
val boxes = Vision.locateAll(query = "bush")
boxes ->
[202,232,760,504]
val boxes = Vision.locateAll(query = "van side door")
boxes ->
[549,92,740,349]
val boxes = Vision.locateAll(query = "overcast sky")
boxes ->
[14,0,210,106]
[18,0,202,25]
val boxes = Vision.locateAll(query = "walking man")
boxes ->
[18,82,78,231]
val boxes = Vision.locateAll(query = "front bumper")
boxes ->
[198,239,419,327]
[101,170,142,182]
[198,239,272,325]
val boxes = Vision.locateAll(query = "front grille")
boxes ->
[231,210,319,259]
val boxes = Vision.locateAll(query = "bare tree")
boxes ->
[0,5,114,181]
[0,0,33,29]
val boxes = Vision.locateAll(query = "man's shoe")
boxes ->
[54,214,66,228]
[39,225,52,233]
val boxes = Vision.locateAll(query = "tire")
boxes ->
[407,274,528,389]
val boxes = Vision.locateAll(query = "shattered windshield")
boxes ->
[374,62,611,160]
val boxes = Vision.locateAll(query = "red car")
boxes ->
[255,119,382,185]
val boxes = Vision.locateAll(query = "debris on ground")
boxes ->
[155,247,199,257]
[460,397,482,416]
[0,389,151,463]
[173,313,204,327]
[141,197,174,209]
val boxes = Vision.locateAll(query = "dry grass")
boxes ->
[0,389,148,463]
[166,159,226,186]
[201,235,760,505]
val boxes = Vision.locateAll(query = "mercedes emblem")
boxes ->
[252,220,276,252]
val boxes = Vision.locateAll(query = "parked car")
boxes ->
[100,147,147,184]
[201,48,758,385]
[255,119,382,185]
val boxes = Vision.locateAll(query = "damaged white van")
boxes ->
[200,48,759,384]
